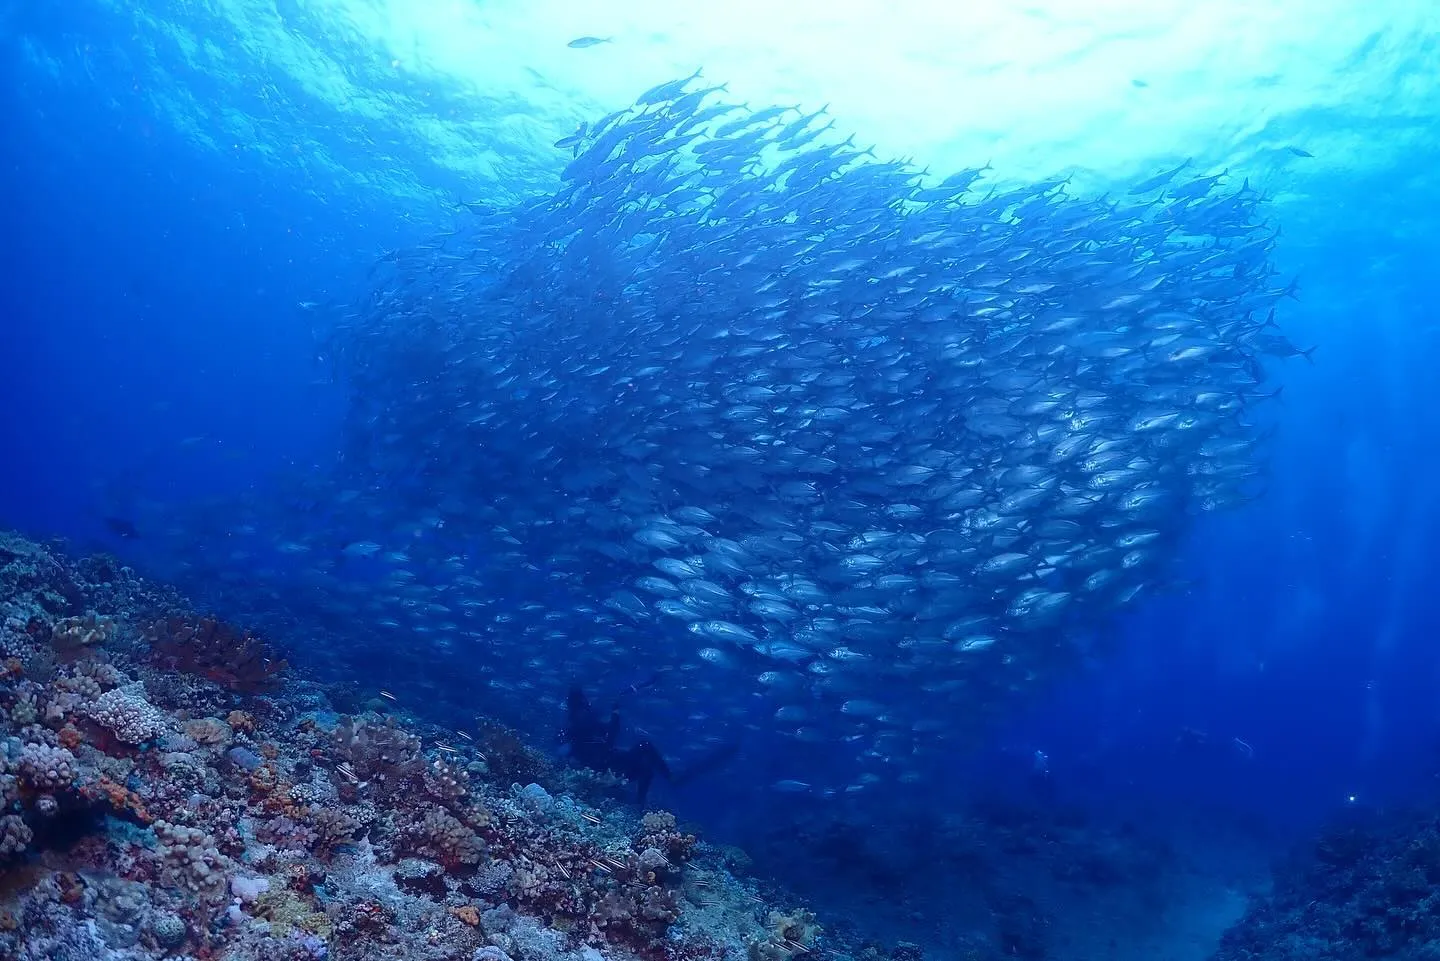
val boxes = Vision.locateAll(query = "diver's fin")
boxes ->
[671,742,740,787]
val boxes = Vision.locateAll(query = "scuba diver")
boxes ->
[561,675,737,805]
[562,680,670,804]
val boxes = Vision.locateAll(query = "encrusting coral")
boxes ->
[0,530,828,961]
[49,612,115,657]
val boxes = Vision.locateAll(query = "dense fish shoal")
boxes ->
[157,74,1306,797]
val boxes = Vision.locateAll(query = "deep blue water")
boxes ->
[6,0,1440,941]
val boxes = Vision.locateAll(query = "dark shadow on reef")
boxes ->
[1214,800,1440,961]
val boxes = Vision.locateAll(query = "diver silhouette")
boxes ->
[561,675,742,806]
[562,682,671,805]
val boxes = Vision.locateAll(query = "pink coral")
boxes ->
[0,814,32,857]
[16,743,77,791]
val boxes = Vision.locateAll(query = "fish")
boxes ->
[553,123,588,150]
[141,74,1305,801]
[566,36,611,49]
[341,540,383,558]
[771,780,813,793]
[1128,159,1191,194]
[104,517,141,539]
[635,68,702,106]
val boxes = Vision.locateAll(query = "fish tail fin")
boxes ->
[1243,385,1284,410]
[670,742,740,788]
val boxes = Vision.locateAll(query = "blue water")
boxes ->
[6,0,1440,950]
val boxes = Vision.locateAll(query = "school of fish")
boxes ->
[151,73,1306,797]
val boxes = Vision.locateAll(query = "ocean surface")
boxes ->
[4,1,1440,958]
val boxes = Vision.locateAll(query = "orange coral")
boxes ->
[450,905,481,927]
[57,725,83,750]
[227,710,256,734]
[80,777,151,824]
[249,765,279,795]
[250,770,306,819]
[55,871,85,904]
[284,863,318,892]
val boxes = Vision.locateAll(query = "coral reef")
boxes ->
[50,613,116,658]
[0,531,825,961]
[85,684,170,745]
[145,614,288,693]
[749,909,821,961]
[1212,807,1440,961]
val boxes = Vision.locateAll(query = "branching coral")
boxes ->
[474,719,554,786]
[255,815,318,852]
[423,756,471,807]
[44,662,126,725]
[145,615,287,693]
[48,676,97,716]
[330,714,423,795]
[593,884,684,939]
[8,689,38,726]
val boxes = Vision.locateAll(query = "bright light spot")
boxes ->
[315,0,1435,181]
